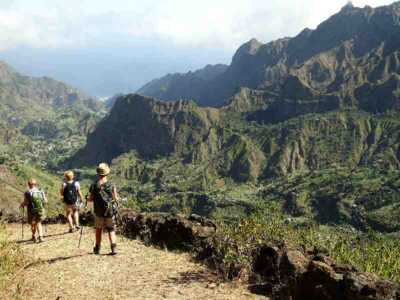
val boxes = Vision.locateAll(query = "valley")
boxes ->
[1,2,400,298]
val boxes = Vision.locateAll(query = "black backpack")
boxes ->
[63,181,78,205]
[91,181,114,217]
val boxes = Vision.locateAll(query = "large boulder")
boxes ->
[121,211,216,250]
[251,245,400,300]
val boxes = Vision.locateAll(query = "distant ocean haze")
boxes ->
[0,44,231,97]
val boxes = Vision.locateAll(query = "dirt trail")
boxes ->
[6,224,266,300]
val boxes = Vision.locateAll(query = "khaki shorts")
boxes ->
[65,204,78,214]
[95,216,115,230]
[28,212,44,224]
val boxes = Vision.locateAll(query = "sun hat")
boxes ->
[96,163,110,176]
[28,178,37,186]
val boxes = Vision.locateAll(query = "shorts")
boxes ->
[65,204,79,214]
[28,212,43,224]
[95,216,115,231]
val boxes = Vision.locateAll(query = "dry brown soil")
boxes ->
[5,224,267,300]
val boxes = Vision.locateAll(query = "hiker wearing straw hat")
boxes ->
[87,163,119,255]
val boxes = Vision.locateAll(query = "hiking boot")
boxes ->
[93,245,100,255]
[110,243,117,255]
[31,236,37,243]
[75,225,81,231]
[38,236,44,243]
[69,228,74,233]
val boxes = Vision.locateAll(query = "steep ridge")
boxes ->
[74,94,219,163]
[0,61,106,167]
[137,64,228,102]
[0,61,102,127]
[72,93,400,181]
[72,93,268,182]
[138,2,400,112]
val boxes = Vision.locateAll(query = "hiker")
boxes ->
[87,163,119,255]
[20,179,47,243]
[60,170,84,233]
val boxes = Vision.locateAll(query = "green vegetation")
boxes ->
[0,224,28,298]
[1,3,400,286]
[212,205,400,282]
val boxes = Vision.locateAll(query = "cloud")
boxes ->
[0,0,395,51]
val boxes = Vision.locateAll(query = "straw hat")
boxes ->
[28,178,37,187]
[96,163,110,176]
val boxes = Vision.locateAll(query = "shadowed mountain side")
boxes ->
[72,94,221,165]
[137,64,228,102]
[70,93,400,181]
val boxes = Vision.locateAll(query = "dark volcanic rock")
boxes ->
[121,211,216,250]
[5,208,399,299]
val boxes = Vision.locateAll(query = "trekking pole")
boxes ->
[44,202,48,235]
[78,225,84,249]
[21,207,25,240]
[78,199,87,249]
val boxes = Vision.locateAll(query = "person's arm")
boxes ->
[60,183,64,199]
[112,185,119,202]
[75,182,84,201]
[87,185,94,202]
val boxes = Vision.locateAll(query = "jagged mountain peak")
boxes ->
[232,38,263,62]
[341,1,355,12]
[138,1,400,109]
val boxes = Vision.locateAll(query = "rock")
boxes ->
[278,249,310,299]
[43,214,66,224]
[281,250,310,276]
[252,245,284,280]
[342,272,399,300]
[312,254,335,266]
[121,211,216,250]
[298,261,344,300]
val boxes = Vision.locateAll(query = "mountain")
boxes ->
[0,61,106,168]
[70,93,400,231]
[74,93,400,176]
[71,2,400,230]
[137,64,228,102]
[0,61,104,127]
[138,2,400,111]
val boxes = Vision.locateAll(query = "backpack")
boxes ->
[30,190,45,217]
[91,181,115,217]
[63,181,78,205]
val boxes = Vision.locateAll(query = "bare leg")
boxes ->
[108,231,117,244]
[31,223,36,239]
[73,210,80,227]
[37,222,43,238]
[95,228,102,246]
[66,210,74,230]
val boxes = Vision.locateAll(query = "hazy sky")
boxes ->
[0,0,395,96]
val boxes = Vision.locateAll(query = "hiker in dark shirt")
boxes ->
[87,163,119,255]
[20,179,47,243]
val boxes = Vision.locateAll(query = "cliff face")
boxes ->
[75,94,220,164]
[138,2,400,112]
[72,93,400,183]
[74,2,400,181]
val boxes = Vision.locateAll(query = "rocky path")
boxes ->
[6,224,265,300]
